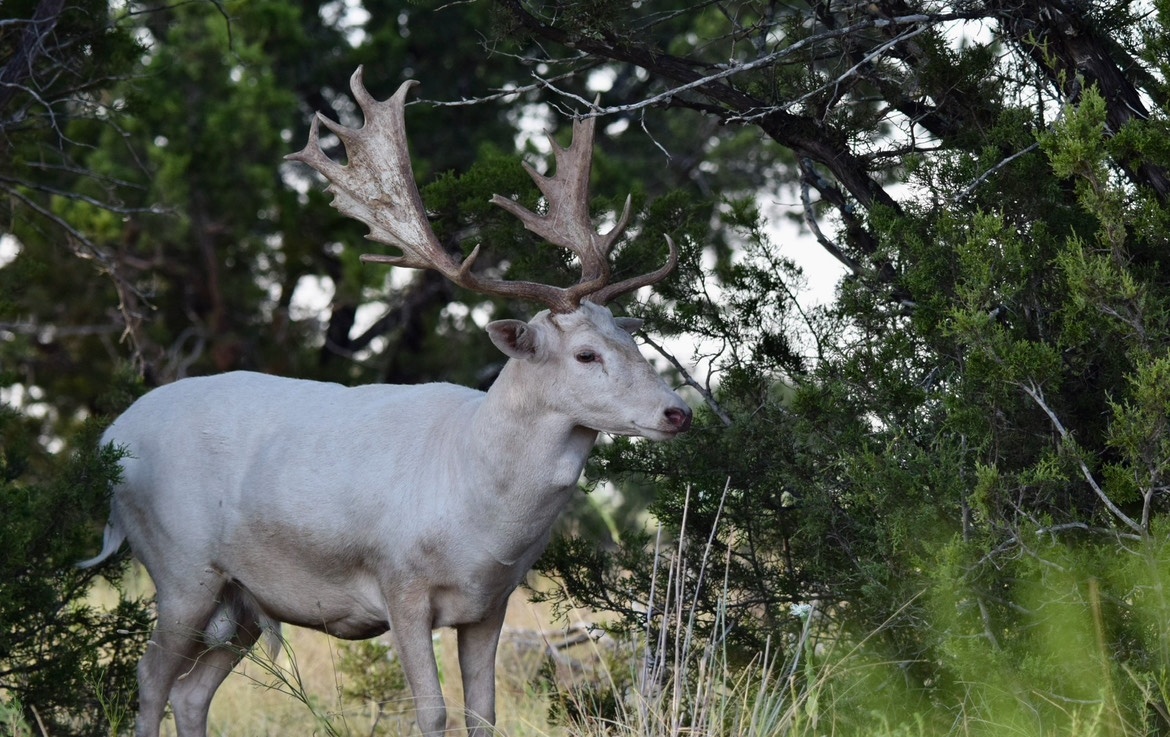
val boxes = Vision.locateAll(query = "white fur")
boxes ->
[81,302,691,737]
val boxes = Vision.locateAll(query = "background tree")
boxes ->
[0,384,151,735]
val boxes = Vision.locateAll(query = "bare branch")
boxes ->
[0,175,169,216]
[0,321,122,338]
[799,159,863,277]
[952,142,1041,203]
[0,0,67,115]
[0,180,150,368]
[640,332,733,427]
[416,62,592,108]
[1034,522,1142,542]
[728,21,943,124]
[1017,381,1144,535]
[515,12,985,122]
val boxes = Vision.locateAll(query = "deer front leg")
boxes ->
[457,603,508,736]
[387,599,447,737]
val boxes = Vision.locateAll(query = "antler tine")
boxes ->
[289,67,676,313]
[588,235,679,306]
[287,116,343,186]
[489,114,634,301]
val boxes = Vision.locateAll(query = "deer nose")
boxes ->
[665,406,693,433]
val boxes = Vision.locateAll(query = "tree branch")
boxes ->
[799,159,863,277]
[0,0,67,115]
[0,180,151,369]
[1017,380,1144,535]
[990,0,1170,201]
[951,142,1041,203]
[640,332,732,427]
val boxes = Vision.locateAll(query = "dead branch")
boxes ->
[640,332,733,427]
[1018,380,1144,535]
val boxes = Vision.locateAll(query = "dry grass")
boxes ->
[99,577,591,737]
[84,498,805,737]
[203,599,572,737]
[68,548,1156,737]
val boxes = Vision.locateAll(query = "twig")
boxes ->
[29,703,49,737]
[639,112,672,160]
[640,332,733,427]
[0,321,122,337]
[1034,521,1143,542]
[1018,380,1144,534]
[729,21,943,124]
[499,11,984,121]
[1,183,124,285]
[0,175,170,216]
[0,179,152,369]
[952,142,1041,202]
[416,64,589,108]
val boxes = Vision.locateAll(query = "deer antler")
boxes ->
[287,66,677,313]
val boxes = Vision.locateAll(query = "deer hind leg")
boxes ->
[169,588,271,737]
[135,581,223,737]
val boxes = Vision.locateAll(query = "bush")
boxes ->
[0,402,151,736]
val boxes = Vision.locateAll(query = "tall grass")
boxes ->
[59,490,1170,736]
[543,481,826,737]
[528,482,1168,737]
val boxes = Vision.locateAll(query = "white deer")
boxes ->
[80,67,692,737]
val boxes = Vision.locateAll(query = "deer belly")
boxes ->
[221,549,391,639]
[241,576,390,639]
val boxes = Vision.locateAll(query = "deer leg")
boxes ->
[169,610,260,737]
[387,598,447,737]
[135,585,222,737]
[456,603,508,736]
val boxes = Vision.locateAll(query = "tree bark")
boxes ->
[990,0,1170,201]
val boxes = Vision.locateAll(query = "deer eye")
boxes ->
[575,350,597,364]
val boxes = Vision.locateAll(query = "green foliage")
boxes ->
[918,536,1170,736]
[534,6,1170,736]
[0,698,33,737]
[0,396,151,736]
[336,639,413,724]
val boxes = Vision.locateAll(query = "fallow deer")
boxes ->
[81,66,691,737]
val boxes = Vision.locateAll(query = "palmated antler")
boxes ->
[287,66,677,313]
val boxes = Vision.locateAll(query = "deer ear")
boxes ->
[614,317,643,335]
[486,320,538,359]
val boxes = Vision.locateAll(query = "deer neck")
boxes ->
[471,359,598,497]
[454,361,597,566]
